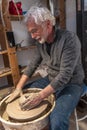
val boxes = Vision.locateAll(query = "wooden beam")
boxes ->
[58,0,66,29]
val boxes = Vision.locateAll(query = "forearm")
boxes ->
[16,74,29,89]
[39,84,55,99]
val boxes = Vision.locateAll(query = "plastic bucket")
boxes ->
[0,88,55,130]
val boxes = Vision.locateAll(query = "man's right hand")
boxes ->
[6,88,21,103]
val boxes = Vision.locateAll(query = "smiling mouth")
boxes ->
[36,37,41,41]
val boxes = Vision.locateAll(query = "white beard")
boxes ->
[36,26,48,44]
[39,30,48,44]
[39,37,46,44]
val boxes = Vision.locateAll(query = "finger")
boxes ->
[21,103,36,110]
[21,99,41,110]
[21,100,32,108]
[6,95,14,103]
[20,97,31,106]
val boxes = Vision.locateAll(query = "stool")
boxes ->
[74,84,87,130]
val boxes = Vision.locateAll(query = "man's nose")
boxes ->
[31,33,36,39]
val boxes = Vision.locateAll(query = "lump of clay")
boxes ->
[18,93,38,111]
[18,94,28,108]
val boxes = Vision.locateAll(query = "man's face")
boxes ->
[27,20,48,44]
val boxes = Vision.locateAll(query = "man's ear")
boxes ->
[46,20,51,26]
[46,20,52,30]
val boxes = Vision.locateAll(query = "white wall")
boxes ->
[11,0,48,47]
[12,0,77,67]
[11,0,77,48]
[14,0,48,11]
[0,0,48,87]
[11,21,32,47]
[0,0,77,87]
[11,0,49,66]
[66,0,76,33]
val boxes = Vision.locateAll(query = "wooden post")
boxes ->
[58,0,66,29]
[0,0,20,87]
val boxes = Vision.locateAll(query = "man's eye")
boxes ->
[31,29,38,34]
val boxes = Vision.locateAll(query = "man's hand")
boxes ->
[20,92,43,110]
[6,88,21,103]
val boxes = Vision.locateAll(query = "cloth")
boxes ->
[24,76,83,130]
[24,27,84,91]
[9,1,23,15]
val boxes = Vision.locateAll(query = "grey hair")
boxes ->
[24,6,55,26]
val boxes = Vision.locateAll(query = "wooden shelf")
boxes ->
[16,45,36,51]
[0,50,8,54]
[9,15,24,21]
[0,70,12,78]
[0,0,21,87]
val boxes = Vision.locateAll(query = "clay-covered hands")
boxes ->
[6,88,22,103]
[19,92,43,110]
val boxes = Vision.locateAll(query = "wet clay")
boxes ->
[6,93,49,121]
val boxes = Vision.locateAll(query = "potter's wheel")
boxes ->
[6,93,49,122]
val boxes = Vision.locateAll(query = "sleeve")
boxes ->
[50,32,81,91]
[23,46,42,77]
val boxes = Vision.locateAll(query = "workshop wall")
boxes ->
[11,0,48,66]
[66,0,76,32]
[0,0,77,87]
[12,0,77,66]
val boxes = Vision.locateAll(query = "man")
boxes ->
[6,6,85,130]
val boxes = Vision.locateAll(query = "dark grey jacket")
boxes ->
[24,28,85,91]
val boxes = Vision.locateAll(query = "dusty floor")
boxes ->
[0,87,87,130]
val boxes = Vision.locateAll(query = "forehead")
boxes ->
[27,19,41,30]
[28,20,38,27]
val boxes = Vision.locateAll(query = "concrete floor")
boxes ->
[0,87,87,130]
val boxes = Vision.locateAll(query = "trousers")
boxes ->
[24,76,83,130]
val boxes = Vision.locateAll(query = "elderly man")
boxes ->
[7,6,84,130]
